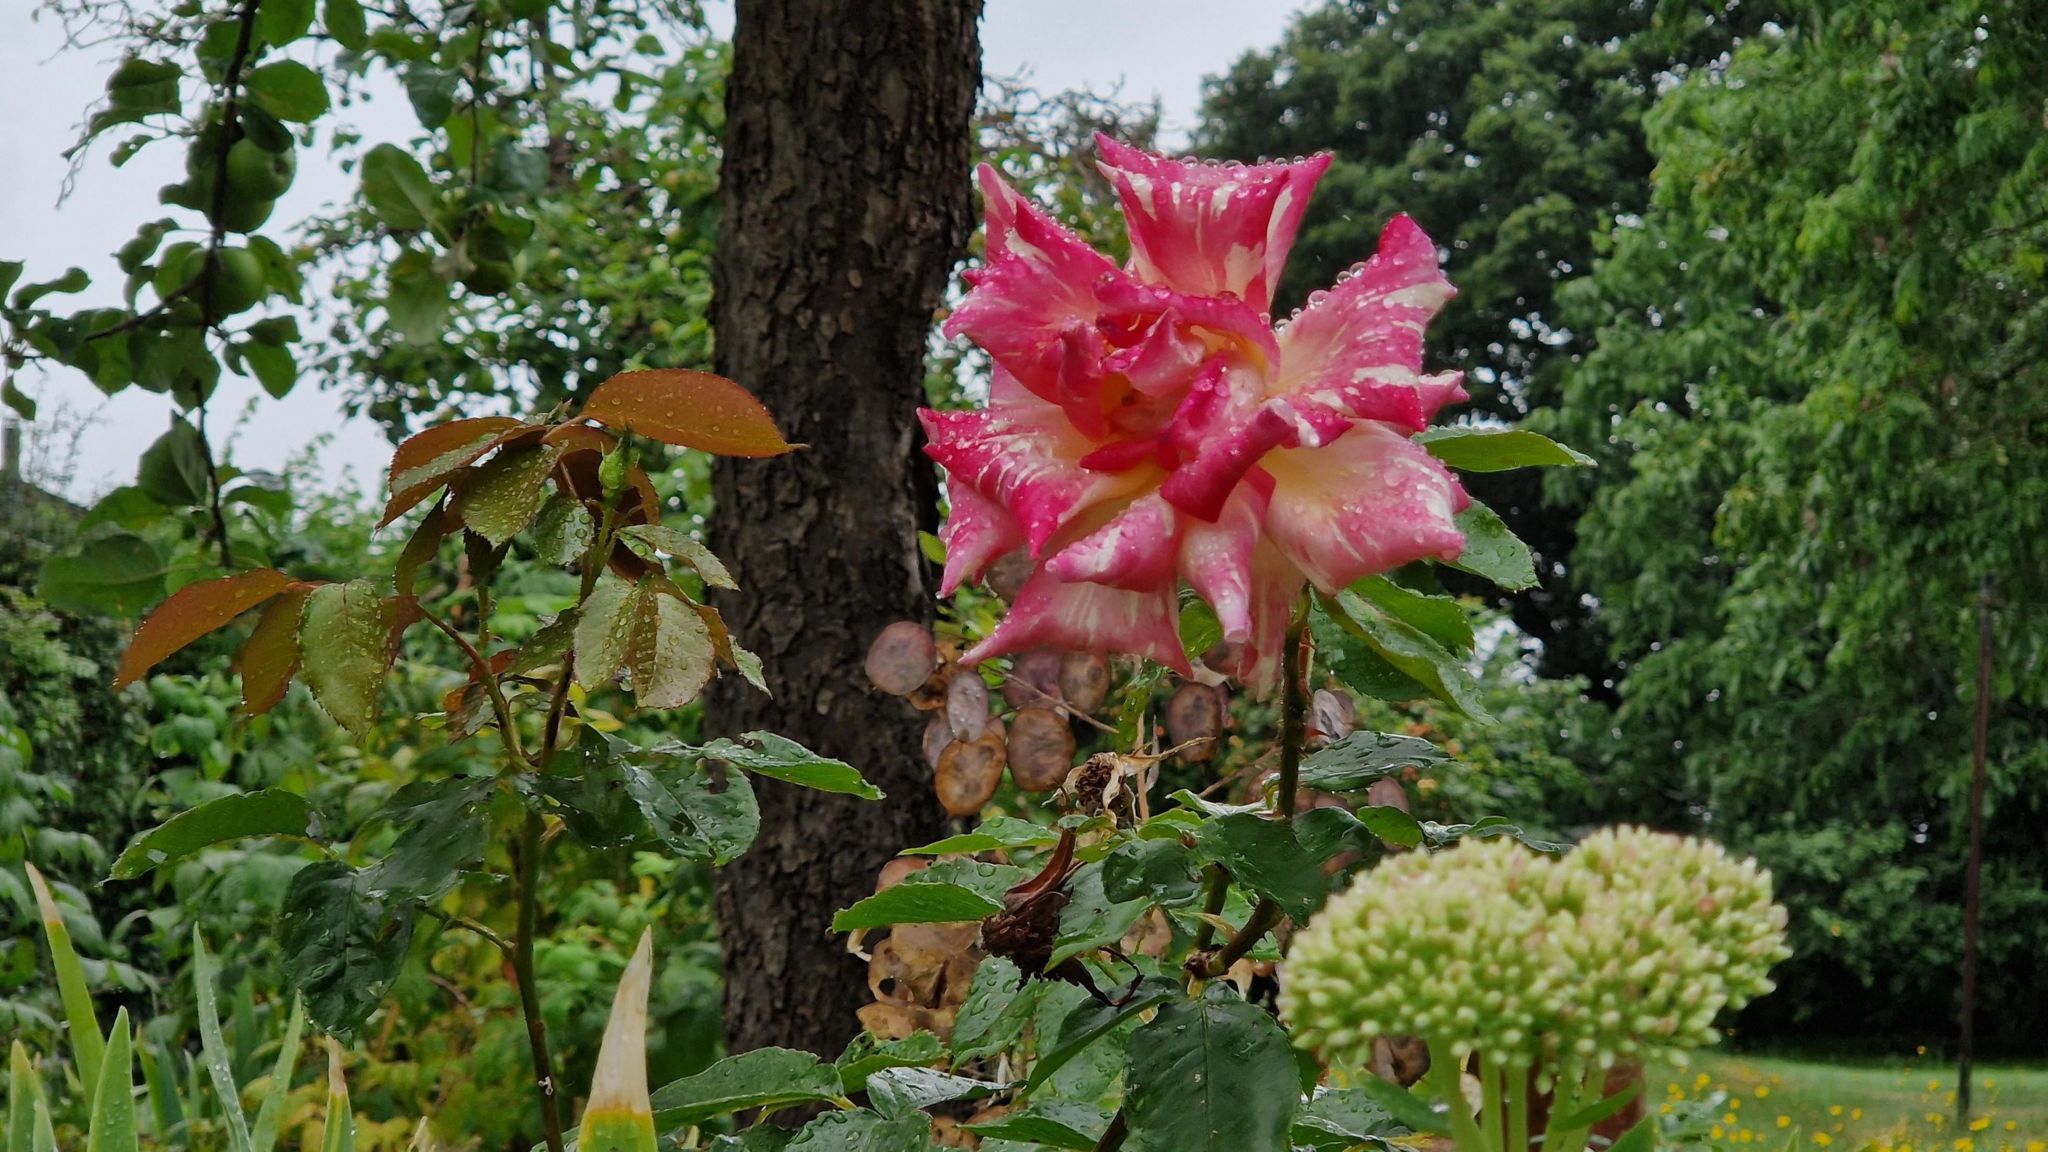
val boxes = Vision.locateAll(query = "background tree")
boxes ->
[1197,0,1778,687]
[1546,0,2048,1046]
[705,0,981,1057]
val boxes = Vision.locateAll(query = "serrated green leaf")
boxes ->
[298,580,401,733]
[619,524,736,589]
[1445,501,1537,591]
[966,1101,1115,1149]
[1048,861,1149,968]
[625,586,715,709]
[782,1110,929,1152]
[574,576,637,689]
[458,443,561,545]
[243,61,328,122]
[1121,993,1296,1152]
[1100,837,1201,907]
[833,1031,944,1094]
[649,1049,843,1127]
[360,145,436,231]
[903,816,1057,856]
[948,957,1034,1066]
[689,731,881,799]
[1322,590,1489,719]
[1296,731,1449,792]
[1192,813,1327,921]
[1350,575,1473,651]
[1355,1076,1450,1135]
[279,861,415,1038]
[112,789,313,878]
[1416,426,1595,471]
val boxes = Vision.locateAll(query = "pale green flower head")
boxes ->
[1280,826,1790,1077]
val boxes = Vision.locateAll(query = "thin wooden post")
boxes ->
[1957,574,1994,1125]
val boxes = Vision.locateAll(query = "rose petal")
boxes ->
[1230,540,1307,698]
[963,564,1189,674]
[919,403,1111,553]
[1274,214,1466,425]
[938,483,1027,596]
[1046,492,1180,590]
[1178,484,1265,643]
[1095,133,1331,313]
[1260,422,1469,593]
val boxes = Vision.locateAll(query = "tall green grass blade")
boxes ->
[249,997,305,1152]
[29,1099,55,1152]
[87,1009,139,1152]
[26,862,105,1094]
[318,1040,354,1152]
[8,1041,41,1152]
[192,931,254,1152]
[137,1038,188,1148]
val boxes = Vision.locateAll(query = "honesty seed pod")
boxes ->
[1057,651,1110,713]
[1001,648,1064,709]
[1163,682,1225,762]
[1005,706,1076,792]
[866,620,939,696]
[934,718,1006,816]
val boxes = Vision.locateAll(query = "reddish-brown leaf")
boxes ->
[114,569,292,689]
[580,369,795,458]
[378,416,527,527]
[235,582,313,714]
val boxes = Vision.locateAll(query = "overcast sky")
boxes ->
[1,1,1306,501]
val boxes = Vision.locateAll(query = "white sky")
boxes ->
[1,0,1306,502]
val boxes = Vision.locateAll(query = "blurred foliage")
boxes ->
[1542,0,2048,1047]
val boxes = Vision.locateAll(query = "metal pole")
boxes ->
[1957,574,1994,1125]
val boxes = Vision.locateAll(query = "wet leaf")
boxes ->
[279,861,416,1038]
[574,576,638,689]
[298,580,403,733]
[618,524,734,589]
[1416,426,1594,471]
[111,790,313,879]
[1122,993,1297,1152]
[625,585,716,709]
[1296,731,1449,792]
[1444,500,1537,591]
[648,1048,842,1127]
[379,417,525,526]
[114,568,291,688]
[459,443,563,546]
[582,369,795,457]
[691,731,882,799]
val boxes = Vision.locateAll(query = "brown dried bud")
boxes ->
[934,721,1007,817]
[1063,752,1119,815]
[1001,648,1064,710]
[1006,707,1077,792]
[1164,682,1225,762]
[866,621,939,696]
[1058,651,1111,714]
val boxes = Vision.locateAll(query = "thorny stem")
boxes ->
[422,608,527,766]
[1192,602,1310,980]
[513,809,566,1152]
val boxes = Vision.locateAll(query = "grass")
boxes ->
[1650,1051,2048,1152]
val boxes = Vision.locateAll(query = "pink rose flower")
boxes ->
[921,135,1469,693]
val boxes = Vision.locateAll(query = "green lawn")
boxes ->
[1650,1052,2048,1151]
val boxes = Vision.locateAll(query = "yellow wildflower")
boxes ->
[1971,1118,1991,1132]
[1816,1135,1834,1147]
[1778,1117,1792,1129]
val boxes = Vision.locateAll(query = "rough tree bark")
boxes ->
[706,0,982,1056]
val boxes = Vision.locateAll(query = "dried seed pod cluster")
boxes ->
[868,623,1118,817]
[855,859,982,1042]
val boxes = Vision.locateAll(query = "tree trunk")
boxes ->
[706,0,981,1057]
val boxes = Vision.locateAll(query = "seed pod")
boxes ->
[1001,648,1064,709]
[945,667,990,741]
[1310,687,1356,744]
[1006,706,1076,792]
[1164,682,1225,761]
[877,857,928,891]
[922,714,953,770]
[866,621,939,696]
[868,937,937,1006]
[985,549,1034,601]
[1057,651,1110,714]
[934,722,1007,817]
[892,920,980,966]
[1365,776,1412,814]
